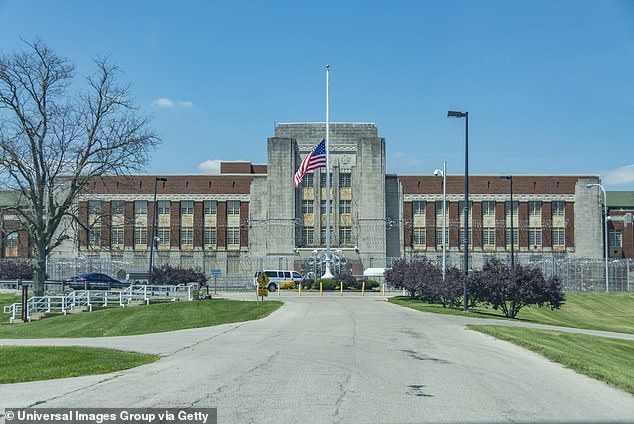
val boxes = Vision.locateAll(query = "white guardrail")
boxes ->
[2,283,198,324]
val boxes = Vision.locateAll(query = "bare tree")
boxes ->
[0,38,160,295]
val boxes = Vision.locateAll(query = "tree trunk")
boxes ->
[32,242,47,296]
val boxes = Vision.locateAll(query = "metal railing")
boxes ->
[3,283,198,324]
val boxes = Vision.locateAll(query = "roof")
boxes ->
[607,191,634,209]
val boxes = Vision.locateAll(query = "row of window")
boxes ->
[411,227,566,247]
[300,173,352,188]
[88,200,240,216]
[88,227,240,248]
[301,227,352,246]
[413,201,566,217]
[301,200,351,214]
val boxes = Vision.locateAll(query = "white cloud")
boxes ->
[150,98,194,109]
[151,97,174,108]
[602,164,634,186]
[198,160,221,174]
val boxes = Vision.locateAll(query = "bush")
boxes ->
[317,278,337,290]
[0,261,34,280]
[470,259,565,318]
[386,258,442,302]
[150,264,208,287]
[361,279,380,290]
[437,267,464,308]
[279,281,295,290]
[335,272,357,289]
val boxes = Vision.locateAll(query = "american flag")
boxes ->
[293,139,327,187]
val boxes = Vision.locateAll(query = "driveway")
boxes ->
[1,293,633,423]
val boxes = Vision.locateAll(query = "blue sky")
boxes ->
[1,0,633,190]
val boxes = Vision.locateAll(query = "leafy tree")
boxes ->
[150,264,208,286]
[0,38,160,295]
[474,259,565,318]
[385,258,442,301]
[386,259,417,298]
[436,266,464,308]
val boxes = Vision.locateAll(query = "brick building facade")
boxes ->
[2,122,617,277]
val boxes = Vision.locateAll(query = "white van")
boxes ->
[253,270,304,292]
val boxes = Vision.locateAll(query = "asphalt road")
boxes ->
[1,293,634,423]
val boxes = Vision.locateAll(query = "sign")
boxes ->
[258,287,269,297]
[257,272,269,288]
[211,269,222,278]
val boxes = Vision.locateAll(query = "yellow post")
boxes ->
[320,281,323,296]
[299,281,302,296]
[381,283,385,296]
[340,282,343,296]
[362,281,365,297]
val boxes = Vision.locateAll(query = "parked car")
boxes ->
[65,273,129,290]
[253,269,304,292]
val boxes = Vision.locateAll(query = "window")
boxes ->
[181,201,193,215]
[552,201,565,216]
[459,201,473,220]
[134,226,147,245]
[413,201,425,216]
[204,228,217,245]
[320,172,332,187]
[460,228,472,246]
[505,201,519,218]
[339,227,352,245]
[505,228,519,246]
[436,227,448,247]
[529,201,541,217]
[227,201,240,215]
[320,228,332,245]
[529,228,542,246]
[180,227,193,245]
[302,173,313,188]
[339,173,351,187]
[413,227,425,247]
[302,200,314,214]
[158,227,170,247]
[158,201,170,215]
[320,200,333,214]
[608,229,622,248]
[88,200,101,215]
[134,201,147,215]
[111,201,124,215]
[483,228,495,247]
[482,201,496,216]
[204,200,217,215]
[553,227,565,246]
[339,200,351,214]
[88,228,101,246]
[111,227,124,246]
[302,227,314,245]
[227,228,240,245]
[4,232,18,257]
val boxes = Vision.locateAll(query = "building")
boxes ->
[607,191,634,259]
[2,122,613,280]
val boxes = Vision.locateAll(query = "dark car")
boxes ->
[65,273,129,290]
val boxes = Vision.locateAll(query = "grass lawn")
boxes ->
[0,298,282,338]
[469,325,634,395]
[389,293,634,334]
[0,346,159,383]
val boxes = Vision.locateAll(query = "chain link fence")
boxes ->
[5,252,629,293]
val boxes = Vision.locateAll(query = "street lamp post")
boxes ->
[434,162,447,281]
[148,177,168,282]
[586,183,609,292]
[448,110,469,311]
[500,176,514,268]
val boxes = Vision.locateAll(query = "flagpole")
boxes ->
[323,64,333,279]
